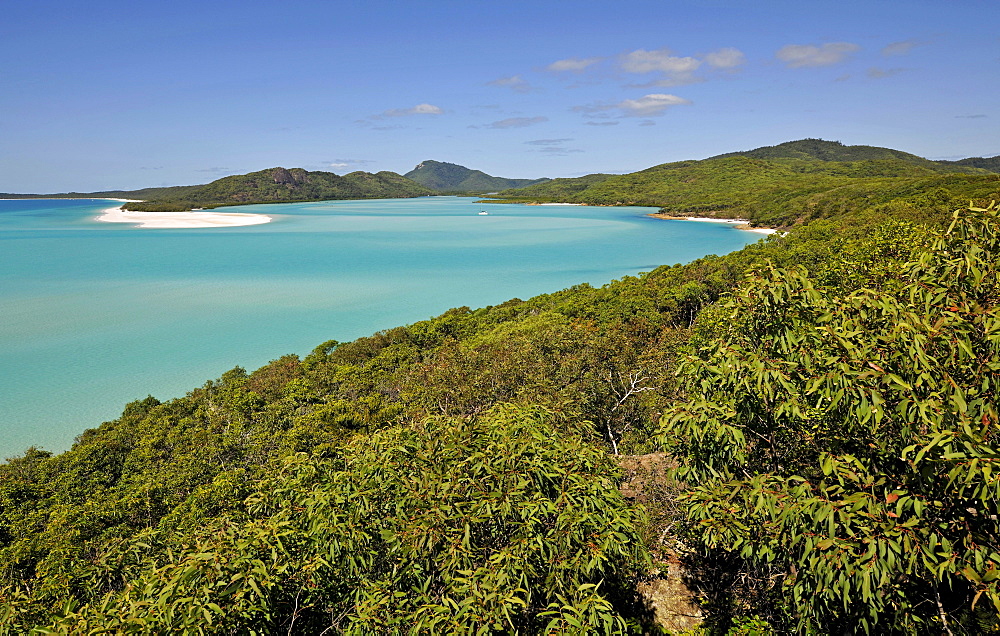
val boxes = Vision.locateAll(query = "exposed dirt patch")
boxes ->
[620,453,704,632]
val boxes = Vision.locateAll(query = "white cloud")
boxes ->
[526,138,573,146]
[325,159,374,170]
[373,103,444,119]
[776,42,860,68]
[585,121,619,127]
[882,39,921,56]
[867,67,906,79]
[617,93,691,116]
[487,75,534,93]
[486,116,548,129]
[401,103,443,115]
[621,48,701,75]
[355,119,404,130]
[619,48,707,86]
[526,139,585,155]
[705,47,746,69]
[547,57,603,72]
[575,93,690,118]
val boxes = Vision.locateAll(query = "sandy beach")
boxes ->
[649,214,779,235]
[96,204,272,229]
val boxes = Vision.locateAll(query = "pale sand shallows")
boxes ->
[684,216,749,223]
[96,206,272,229]
[652,215,779,235]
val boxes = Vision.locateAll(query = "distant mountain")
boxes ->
[937,155,1000,173]
[495,139,1000,227]
[404,160,549,192]
[492,173,616,200]
[709,138,985,172]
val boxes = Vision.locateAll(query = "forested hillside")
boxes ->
[940,155,1000,172]
[0,168,433,212]
[1,146,999,633]
[708,138,979,168]
[495,139,998,228]
[118,167,433,211]
[403,160,550,192]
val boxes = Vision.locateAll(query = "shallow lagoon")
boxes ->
[0,196,763,456]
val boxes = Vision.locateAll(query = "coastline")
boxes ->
[648,213,778,235]
[96,203,272,229]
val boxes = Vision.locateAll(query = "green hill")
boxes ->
[3,139,1000,633]
[710,138,947,166]
[120,167,432,211]
[495,140,998,227]
[716,138,1000,174]
[938,155,1000,172]
[5,197,998,632]
[0,168,433,211]
[403,160,549,192]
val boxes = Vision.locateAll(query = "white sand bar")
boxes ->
[97,205,272,229]
[684,216,748,223]
[682,217,779,235]
[650,215,780,235]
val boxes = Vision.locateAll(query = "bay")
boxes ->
[0,196,762,457]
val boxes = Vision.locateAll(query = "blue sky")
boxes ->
[2,0,998,192]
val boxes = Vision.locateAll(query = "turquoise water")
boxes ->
[0,197,762,457]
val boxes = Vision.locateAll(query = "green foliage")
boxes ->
[4,173,991,632]
[709,138,982,171]
[661,204,1000,632]
[403,159,550,192]
[938,155,1000,173]
[6,406,648,634]
[119,167,432,211]
[496,146,999,228]
[489,173,617,202]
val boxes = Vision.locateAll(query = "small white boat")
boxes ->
[478,211,489,215]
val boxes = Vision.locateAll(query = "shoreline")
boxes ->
[4,196,274,228]
[647,213,778,235]
[96,204,272,229]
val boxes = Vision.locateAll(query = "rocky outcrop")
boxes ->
[271,167,308,186]
[620,453,704,632]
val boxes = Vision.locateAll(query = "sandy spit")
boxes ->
[648,214,779,235]
[96,205,272,229]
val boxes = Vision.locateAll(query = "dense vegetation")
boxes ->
[403,160,550,193]
[938,158,1000,173]
[2,140,999,633]
[665,204,1000,633]
[494,139,999,228]
[119,167,433,211]
[0,168,433,212]
[708,138,979,167]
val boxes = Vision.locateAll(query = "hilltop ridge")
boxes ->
[493,138,999,227]
[0,168,433,212]
[120,167,433,211]
[708,138,953,165]
[403,160,549,192]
